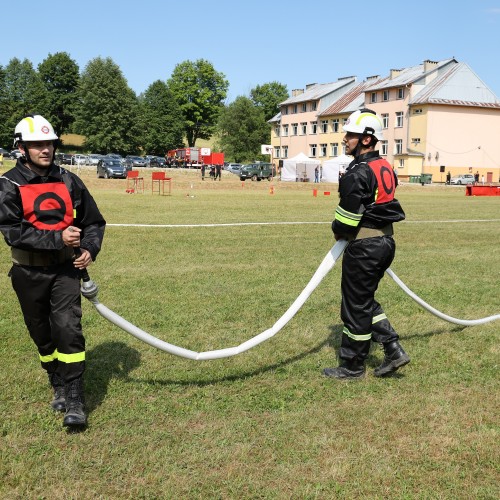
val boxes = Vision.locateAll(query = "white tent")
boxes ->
[321,155,351,183]
[281,152,321,182]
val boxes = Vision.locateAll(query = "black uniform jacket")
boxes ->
[0,160,105,260]
[332,151,405,238]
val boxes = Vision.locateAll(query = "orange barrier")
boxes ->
[465,185,500,196]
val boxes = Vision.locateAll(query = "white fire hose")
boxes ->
[80,240,500,360]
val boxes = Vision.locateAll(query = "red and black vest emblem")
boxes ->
[368,159,396,204]
[19,182,73,230]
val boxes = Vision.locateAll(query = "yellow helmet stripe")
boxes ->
[23,117,35,133]
[355,112,382,127]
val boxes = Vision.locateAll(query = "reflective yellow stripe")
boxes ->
[24,117,35,133]
[57,351,85,363]
[335,207,362,227]
[356,112,383,127]
[39,349,58,363]
[343,326,371,341]
[372,314,387,324]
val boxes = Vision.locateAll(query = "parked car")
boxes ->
[226,163,242,174]
[72,154,88,165]
[10,149,23,159]
[143,155,157,167]
[149,156,166,168]
[59,153,73,165]
[450,174,475,185]
[97,158,126,179]
[0,147,13,159]
[239,163,274,181]
[87,154,103,166]
[124,155,148,169]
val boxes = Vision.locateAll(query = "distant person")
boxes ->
[474,171,480,183]
[201,164,206,180]
[446,171,451,185]
[324,109,409,380]
[214,164,222,181]
[314,165,320,183]
[481,174,485,185]
[0,115,106,428]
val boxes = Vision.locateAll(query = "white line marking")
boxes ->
[107,219,500,228]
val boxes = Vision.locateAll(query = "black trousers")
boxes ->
[339,236,399,363]
[10,261,85,383]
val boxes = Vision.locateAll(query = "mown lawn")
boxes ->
[0,165,499,499]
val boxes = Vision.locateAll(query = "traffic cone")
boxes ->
[313,189,318,197]
[269,186,275,195]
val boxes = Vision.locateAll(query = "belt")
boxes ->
[11,247,75,267]
[355,224,393,240]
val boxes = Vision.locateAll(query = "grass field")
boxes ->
[0,163,499,499]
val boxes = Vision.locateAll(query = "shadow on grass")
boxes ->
[85,341,141,413]
[132,324,346,387]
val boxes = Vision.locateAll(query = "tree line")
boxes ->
[0,53,288,162]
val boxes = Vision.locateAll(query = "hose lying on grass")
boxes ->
[80,240,500,360]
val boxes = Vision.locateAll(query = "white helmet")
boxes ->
[14,115,58,146]
[342,109,384,140]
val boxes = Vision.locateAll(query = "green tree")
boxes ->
[250,81,289,121]
[38,52,80,137]
[140,80,185,155]
[216,96,269,163]
[74,57,142,154]
[0,58,49,148]
[167,59,228,147]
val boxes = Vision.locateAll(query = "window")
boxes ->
[274,125,280,137]
[397,87,404,99]
[382,113,389,129]
[383,90,389,101]
[274,147,280,158]
[370,92,377,103]
[301,122,307,135]
[311,101,317,111]
[399,158,404,168]
[413,108,423,114]
[292,104,297,114]
[342,143,347,155]
[396,112,403,128]
[411,138,420,145]
[282,106,288,115]
[292,123,298,135]
[310,144,317,157]
[282,125,289,137]
[283,146,288,158]
[342,118,348,125]
[301,103,307,112]
[395,139,403,155]
[331,143,339,156]
[332,119,339,133]
[380,140,388,156]
[310,121,317,134]
[320,144,327,157]
[321,120,328,133]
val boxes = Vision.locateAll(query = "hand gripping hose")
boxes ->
[80,240,500,360]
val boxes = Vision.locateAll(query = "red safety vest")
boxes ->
[19,182,73,231]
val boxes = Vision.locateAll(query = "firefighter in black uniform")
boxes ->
[0,115,106,427]
[323,109,410,379]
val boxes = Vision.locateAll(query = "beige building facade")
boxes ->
[270,59,500,183]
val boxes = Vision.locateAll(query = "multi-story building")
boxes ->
[270,58,500,182]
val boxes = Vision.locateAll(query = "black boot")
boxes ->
[374,341,410,377]
[48,373,66,412]
[63,377,87,427]
[323,359,365,380]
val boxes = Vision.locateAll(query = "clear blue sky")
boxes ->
[3,0,500,101]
